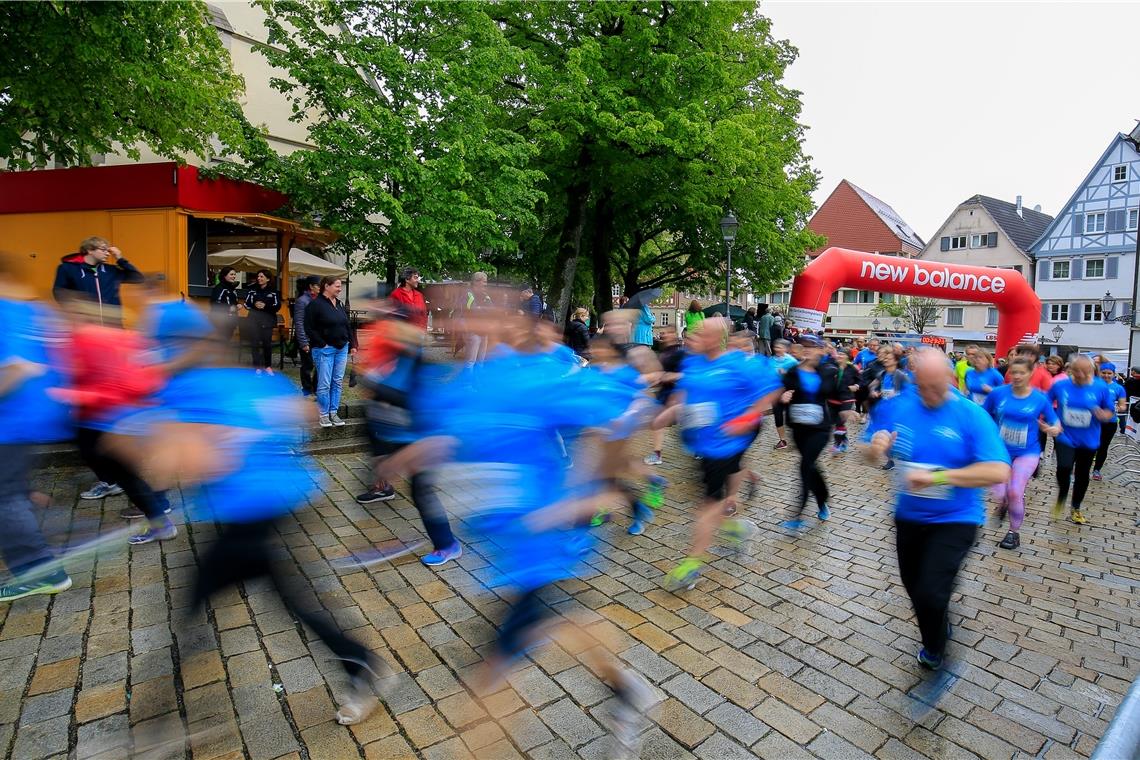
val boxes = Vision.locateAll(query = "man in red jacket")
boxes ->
[389,268,427,328]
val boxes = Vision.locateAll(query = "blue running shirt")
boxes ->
[678,351,781,458]
[964,368,1004,405]
[1048,378,1113,450]
[0,300,72,444]
[982,385,1057,458]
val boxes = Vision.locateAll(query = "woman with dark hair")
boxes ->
[305,276,356,427]
[243,269,280,371]
[389,267,427,328]
[209,267,242,336]
[683,300,704,336]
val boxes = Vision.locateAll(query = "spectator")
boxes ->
[52,236,143,325]
[208,267,242,336]
[519,285,543,317]
[243,269,281,372]
[567,307,590,358]
[463,272,495,367]
[294,276,321,396]
[684,300,704,336]
[633,304,655,346]
[390,267,427,328]
[305,276,357,427]
[756,306,775,355]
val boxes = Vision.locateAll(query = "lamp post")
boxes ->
[1037,325,1065,351]
[892,317,903,333]
[720,212,739,317]
[871,318,881,335]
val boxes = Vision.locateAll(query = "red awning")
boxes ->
[0,162,288,215]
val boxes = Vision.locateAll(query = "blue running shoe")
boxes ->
[421,542,462,567]
[817,504,830,521]
[917,648,943,671]
[782,519,806,533]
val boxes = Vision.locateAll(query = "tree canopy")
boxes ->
[0,1,256,169]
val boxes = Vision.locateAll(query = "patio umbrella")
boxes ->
[622,287,663,310]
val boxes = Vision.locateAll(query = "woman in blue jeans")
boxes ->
[303,276,356,427]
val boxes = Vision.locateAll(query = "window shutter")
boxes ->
[940,236,950,251]
[1071,259,1083,279]
[987,232,998,247]
[1109,210,1125,232]
[1069,303,1081,323]
[1073,214,1084,234]
[1107,257,1119,279]
[1038,262,1050,281]
[1041,303,1050,322]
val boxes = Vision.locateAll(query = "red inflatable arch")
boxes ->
[788,247,1041,357]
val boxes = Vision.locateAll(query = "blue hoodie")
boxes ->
[52,252,142,311]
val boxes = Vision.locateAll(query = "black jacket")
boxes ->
[304,295,355,350]
[244,284,280,323]
[566,318,590,354]
[52,253,143,308]
[210,282,239,312]
[831,363,862,404]
[781,363,841,429]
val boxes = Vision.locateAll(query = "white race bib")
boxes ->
[1062,407,1092,429]
[681,402,718,430]
[789,403,824,425]
[881,388,898,400]
[999,422,1028,449]
[971,392,986,404]
[896,462,953,500]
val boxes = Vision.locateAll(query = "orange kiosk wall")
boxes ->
[789,247,1041,357]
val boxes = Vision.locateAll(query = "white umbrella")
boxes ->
[207,247,348,278]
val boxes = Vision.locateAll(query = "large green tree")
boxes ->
[254,0,545,284]
[0,1,256,169]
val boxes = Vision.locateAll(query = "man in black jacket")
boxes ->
[52,237,143,324]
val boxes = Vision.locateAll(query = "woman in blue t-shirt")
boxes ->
[964,350,1004,405]
[1047,356,1116,524]
[982,358,1060,550]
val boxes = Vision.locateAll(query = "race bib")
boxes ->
[681,402,718,430]
[896,462,953,501]
[971,392,986,404]
[1062,407,1092,429]
[881,388,897,400]
[789,404,824,425]
[999,422,1028,449]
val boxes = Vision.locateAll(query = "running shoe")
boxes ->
[355,487,396,504]
[774,440,788,450]
[1070,509,1087,525]
[643,475,667,510]
[119,505,145,519]
[318,414,333,428]
[1092,470,1103,481]
[0,575,72,603]
[998,531,1020,550]
[817,504,831,521]
[1051,499,1065,521]
[720,518,757,556]
[643,452,663,466]
[831,444,843,456]
[610,669,653,758]
[128,520,178,545]
[80,482,123,500]
[882,459,896,471]
[666,557,704,591]
[628,501,654,536]
[421,541,462,567]
[782,518,806,534]
[335,658,394,726]
[839,442,849,453]
[917,648,943,671]
[330,412,347,427]
[590,510,611,527]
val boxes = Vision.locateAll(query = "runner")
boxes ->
[644,330,685,466]
[656,318,782,590]
[769,339,799,449]
[780,335,840,532]
[829,348,862,453]
[964,349,1003,405]
[864,349,1010,670]
[1048,355,1115,524]
[1092,361,1129,481]
[865,344,912,470]
[982,358,1061,549]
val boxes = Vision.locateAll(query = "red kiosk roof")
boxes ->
[0,162,288,215]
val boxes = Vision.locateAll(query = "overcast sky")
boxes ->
[762,1,1140,242]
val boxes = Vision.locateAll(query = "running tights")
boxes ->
[412,472,455,551]
[791,427,830,515]
[895,520,976,657]
[1054,441,1095,510]
[76,427,167,519]
[1094,421,1116,471]
[991,453,1039,532]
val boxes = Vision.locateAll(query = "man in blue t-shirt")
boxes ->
[1093,362,1129,481]
[1048,356,1115,523]
[865,349,1010,671]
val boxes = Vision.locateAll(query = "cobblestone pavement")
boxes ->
[2,423,1138,759]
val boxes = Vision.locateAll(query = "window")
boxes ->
[1011,264,1023,275]
[969,233,995,249]
[842,289,858,304]
[986,307,998,327]
[769,291,790,305]
[945,307,964,327]
[1129,208,1138,231]
[1085,258,1105,279]
[1085,212,1106,233]
[660,311,670,327]
[1114,165,1128,183]
[1052,260,1071,280]
[949,236,968,250]
[829,291,840,304]
[611,284,622,298]
[859,290,875,304]
[1049,304,1069,322]
[1083,303,1103,323]
[880,293,896,304]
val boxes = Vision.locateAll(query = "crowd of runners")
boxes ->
[1,254,1137,755]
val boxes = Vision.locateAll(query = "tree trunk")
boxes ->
[385,257,397,290]
[590,191,615,320]
[551,182,590,326]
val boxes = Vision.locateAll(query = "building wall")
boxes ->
[807,180,912,258]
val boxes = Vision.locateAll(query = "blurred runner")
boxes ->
[1092,362,1128,480]
[1048,356,1115,524]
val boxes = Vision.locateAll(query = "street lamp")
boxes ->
[1038,325,1065,344]
[871,318,881,332]
[892,317,902,332]
[720,211,739,316]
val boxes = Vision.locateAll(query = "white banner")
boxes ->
[787,306,824,332]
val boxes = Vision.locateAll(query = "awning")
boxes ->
[207,247,347,278]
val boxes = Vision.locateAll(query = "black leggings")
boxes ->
[895,520,976,657]
[75,427,165,519]
[411,472,455,551]
[249,317,275,369]
[791,426,830,515]
[773,402,787,430]
[194,519,369,677]
[1094,421,1116,471]
[1055,441,1096,509]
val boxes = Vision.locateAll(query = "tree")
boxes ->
[871,297,944,334]
[252,1,545,284]
[0,1,257,169]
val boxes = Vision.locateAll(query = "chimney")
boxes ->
[1016,195,1023,218]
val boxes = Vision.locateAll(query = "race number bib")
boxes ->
[789,404,824,425]
[881,388,898,400]
[895,462,953,501]
[971,392,986,404]
[999,422,1028,449]
[681,402,718,430]
[1062,407,1092,429]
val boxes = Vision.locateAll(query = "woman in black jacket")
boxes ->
[243,269,280,370]
[780,335,842,532]
[829,349,862,453]
[209,267,242,337]
[566,307,590,358]
[304,276,356,427]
